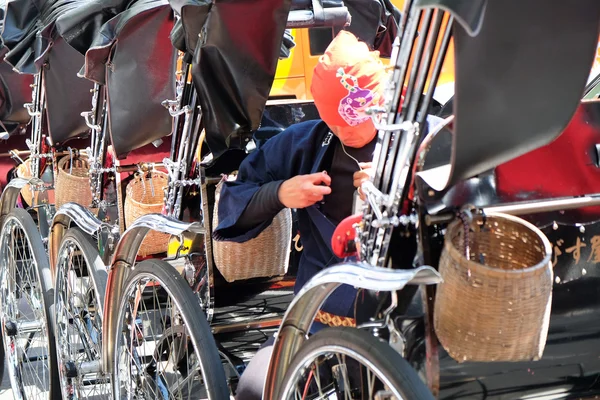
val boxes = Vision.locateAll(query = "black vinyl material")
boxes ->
[286,0,349,28]
[43,37,93,144]
[2,0,84,74]
[344,0,401,57]
[417,0,600,192]
[0,0,94,142]
[191,0,293,159]
[0,51,33,129]
[54,0,135,56]
[416,0,486,36]
[82,0,176,157]
[167,0,211,57]
[1,0,47,72]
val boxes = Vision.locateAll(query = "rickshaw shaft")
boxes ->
[425,194,600,225]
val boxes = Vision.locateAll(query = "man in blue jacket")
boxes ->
[214,30,439,399]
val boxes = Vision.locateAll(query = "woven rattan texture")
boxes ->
[55,155,93,210]
[434,213,553,362]
[15,159,33,206]
[213,178,292,283]
[124,171,169,256]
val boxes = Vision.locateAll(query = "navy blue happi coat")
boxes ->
[214,117,439,322]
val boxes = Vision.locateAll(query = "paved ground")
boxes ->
[0,362,12,399]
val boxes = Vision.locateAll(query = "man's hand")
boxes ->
[353,162,373,201]
[278,172,332,209]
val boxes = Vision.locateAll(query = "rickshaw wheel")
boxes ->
[54,228,109,399]
[112,258,229,399]
[0,208,60,399]
[279,327,435,400]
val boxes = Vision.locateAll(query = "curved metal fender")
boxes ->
[101,213,205,375]
[264,263,443,400]
[0,177,31,218]
[48,202,106,276]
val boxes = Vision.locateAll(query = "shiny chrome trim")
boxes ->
[425,193,600,226]
[0,178,29,218]
[264,263,442,399]
[101,214,204,374]
[48,203,106,276]
[486,195,600,216]
[52,203,105,236]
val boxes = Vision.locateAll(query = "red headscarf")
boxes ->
[311,31,388,147]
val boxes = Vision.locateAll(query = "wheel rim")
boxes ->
[114,273,211,399]
[55,237,109,399]
[0,215,52,400]
[281,343,407,400]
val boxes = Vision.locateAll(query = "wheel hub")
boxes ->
[64,361,78,379]
[4,320,17,337]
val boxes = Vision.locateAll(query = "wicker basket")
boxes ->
[55,155,93,210]
[124,171,169,257]
[434,212,553,363]
[15,159,33,206]
[213,176,292,282]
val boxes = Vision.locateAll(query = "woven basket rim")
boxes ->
[445,212,552,276]
[126,170,168,208]
[57,154,90,180]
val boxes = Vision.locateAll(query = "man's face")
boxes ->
[329,119,377,148]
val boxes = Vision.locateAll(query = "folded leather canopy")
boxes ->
[2,0,83,74]
[54,0,135,56]
[83,0,176,157]
[416,0,600,193]
[167,0,211,56]
[0,0,93,141]
[191,0,293,159]
[344,0,401,57]
[1,0,44,54]
[82,0,168,84]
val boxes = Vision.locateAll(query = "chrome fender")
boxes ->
[264,263,443,400]
[48,202,105,276]
[0,178,32,218]
[101,213,205,374]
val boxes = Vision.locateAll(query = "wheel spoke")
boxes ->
[113,260,228,399]
[54,230,110,399]
[0,211,54,400]
[280,327,434,400]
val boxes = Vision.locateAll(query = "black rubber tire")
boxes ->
[280,326,435,400]
[0,207,60,399]
[0,213,7,385]
[54,227,108,399]
[0,316,5,385]
[112,258,229,400]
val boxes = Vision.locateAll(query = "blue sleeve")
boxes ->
[213,120,325,242]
